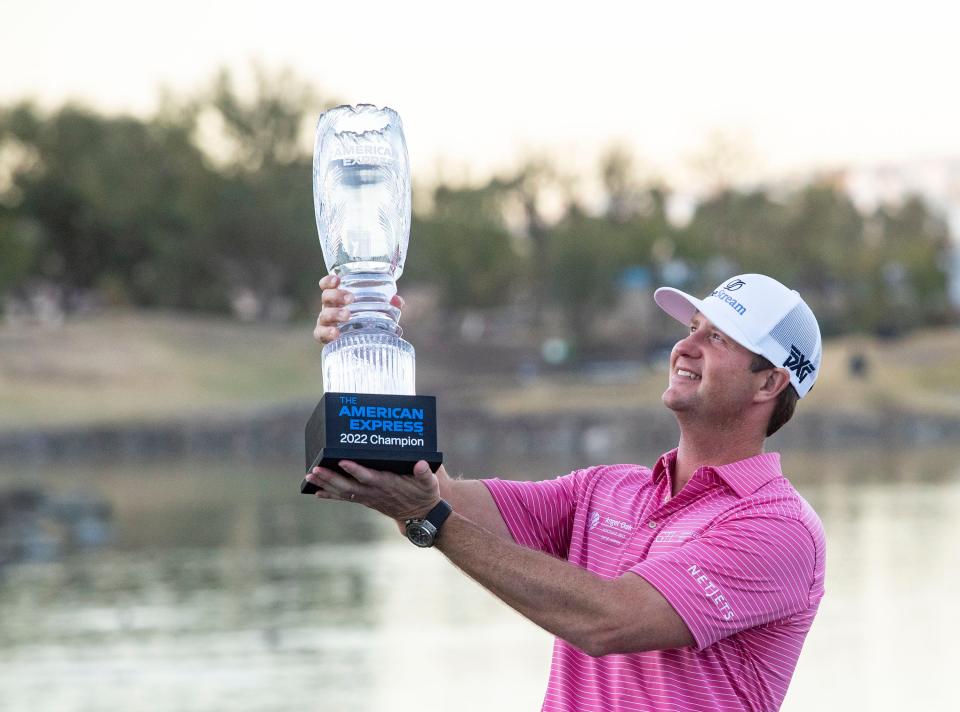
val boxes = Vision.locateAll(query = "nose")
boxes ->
[673,329,703,361]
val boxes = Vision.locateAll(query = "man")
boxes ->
[307,273,826,712]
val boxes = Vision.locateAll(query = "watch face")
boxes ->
[406,521,435,548]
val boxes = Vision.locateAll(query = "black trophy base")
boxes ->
[301,392,442,495]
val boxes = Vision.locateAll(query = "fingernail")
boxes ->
[343,293,354,304]
[339,308,351,320]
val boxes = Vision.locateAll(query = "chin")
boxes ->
[662,389,691,413]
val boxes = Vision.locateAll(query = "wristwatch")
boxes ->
[405,500,453,548]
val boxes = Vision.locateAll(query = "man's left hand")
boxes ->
[304,459,441,522]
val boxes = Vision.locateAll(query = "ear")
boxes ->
[754,368,791,405]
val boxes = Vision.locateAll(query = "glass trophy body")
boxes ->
[301,105,441,493]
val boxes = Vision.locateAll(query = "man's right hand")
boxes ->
[311,273,510,541]
[312,273,405,345]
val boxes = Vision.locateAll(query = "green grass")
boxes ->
[484,327,960,418]
[0,311,323,427]
[1,310,958,428]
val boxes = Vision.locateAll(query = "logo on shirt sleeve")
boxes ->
[687,564,736,621]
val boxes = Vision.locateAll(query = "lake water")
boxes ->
[1,446,958,711]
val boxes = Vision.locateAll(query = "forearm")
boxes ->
[308,459,694,653]
[435,512,625,656]
[436,469,511,540]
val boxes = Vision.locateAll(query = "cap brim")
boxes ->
[653,286,762,355]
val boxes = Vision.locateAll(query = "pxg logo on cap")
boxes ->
[784,345,816,383]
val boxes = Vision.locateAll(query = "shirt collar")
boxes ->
[652,448,783,498]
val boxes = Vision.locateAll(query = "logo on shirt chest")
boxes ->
[647,529,698,557]
[654,530,695,544]
[587,510,633,545]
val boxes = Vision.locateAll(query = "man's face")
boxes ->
[662,312,760,422]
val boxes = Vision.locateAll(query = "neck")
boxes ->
[671,419,765,496]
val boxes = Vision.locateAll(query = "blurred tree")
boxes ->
[0,72,954,338]
[781,184,863,292]
[0,67,334,318]
[688,129,759,194]
[405,180,520,311]
[548,147,676,347]
[882,196,952,319]
[0,101,215,308]
[0,209,39,294]
[194,67,333,317]
[601,144,641,224]
[549,208,633,343]
[206,66,316,172]
[502,157,570,329]
[851,195,953,335]
[687,184,866,335]
[600,144,668,226]
[685,189,787,278]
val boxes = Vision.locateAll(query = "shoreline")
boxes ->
[3,400,959,465]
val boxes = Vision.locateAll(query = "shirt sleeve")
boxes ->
[481,469,593,559]
[631,514,818,650]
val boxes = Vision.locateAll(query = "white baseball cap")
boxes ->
[654,274,822,398]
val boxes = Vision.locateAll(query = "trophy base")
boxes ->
[301,392,442,494]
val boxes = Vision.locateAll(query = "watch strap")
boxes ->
[424,499,453,534]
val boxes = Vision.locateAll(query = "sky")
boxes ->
[2,0,959,191]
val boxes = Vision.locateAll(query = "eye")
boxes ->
[711,332,725,343]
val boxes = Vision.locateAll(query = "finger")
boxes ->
[338,460,384,486]
[305,471,338,495]
[310,466,363,498]
[321,288,355,308]
[390,294,405,310]
[314,488,357,503]
[413,460,434,481]
[318,305,352,326]
[313,323,339,344]
[314,306,351,345]
[318,274,340,290]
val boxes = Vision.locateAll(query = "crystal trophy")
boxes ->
[301,105,442,494]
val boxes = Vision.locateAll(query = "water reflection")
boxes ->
[0,487,112,565]
[0,449,958,711]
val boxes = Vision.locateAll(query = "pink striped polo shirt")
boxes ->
[482,449,825,712]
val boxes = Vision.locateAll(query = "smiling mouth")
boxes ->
[675,368,701,381]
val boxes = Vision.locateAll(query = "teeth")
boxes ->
[676,369,701,380]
